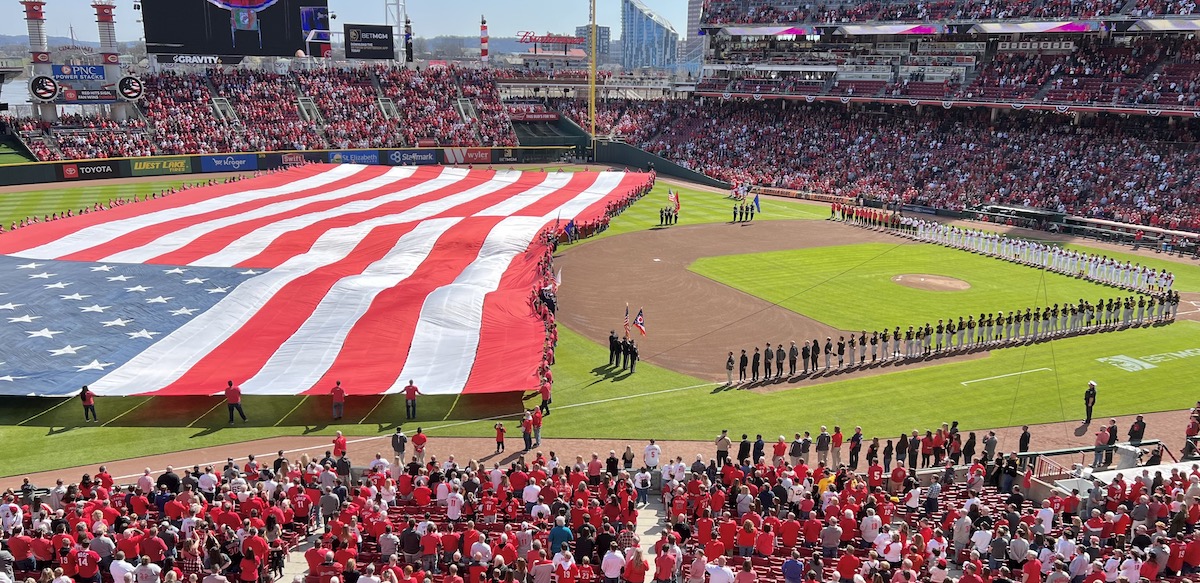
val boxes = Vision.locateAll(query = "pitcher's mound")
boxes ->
[892,274,971,291]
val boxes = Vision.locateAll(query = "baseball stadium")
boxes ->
[0,2,1199,583]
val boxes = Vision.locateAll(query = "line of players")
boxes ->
[733,293,1180,380]
[830,203,1176,293]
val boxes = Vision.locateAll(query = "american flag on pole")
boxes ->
[623,304,630,337]
[0,165,651,397]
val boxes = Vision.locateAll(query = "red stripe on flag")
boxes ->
[461,173,647,395]
[507,172,604,217]
[148,221,423,396]
[0,164,335,255]
[57,166,378,263]
[303,216,508,396]
[302,173,552,395]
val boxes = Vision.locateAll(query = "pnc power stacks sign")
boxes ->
[345,24,395,59]
[131,157,193,177]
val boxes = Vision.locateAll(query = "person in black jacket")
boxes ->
[810,339,819,371]
[738,350,748,382]
[751,348,761,381]
[737,434,751,464]
[1128,415,1146,443]
[608,331,619,366]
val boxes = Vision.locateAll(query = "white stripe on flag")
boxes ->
[14,165,361,260]
[86,171,527,396]
[390,171,628,395]
[239,218,461,395]
[189,167,472,267]
[102,166,420,264]
[473,172,574,216]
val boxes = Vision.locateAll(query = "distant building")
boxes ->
[621,0,678,70]
[575,25,611,61]
[685,0,703,61]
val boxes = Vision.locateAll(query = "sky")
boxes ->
[0,0,689,42]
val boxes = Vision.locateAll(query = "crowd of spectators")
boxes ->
[294,68,405,150]
[207,69,329,152]
[10,115,154,162]
[454,69,518,147]
[377,66,485,147]
[2,409,1194,583]
[699,0,1130,24]
[553,99,679,145]
[138,72,235,155]
[962,52,1055,101]
[629,100,1200,232]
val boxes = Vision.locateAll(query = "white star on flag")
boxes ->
[79,305,111,313]
[28,272,54,279]
[0,375,27,382]
[106,275,133,282]
[7,315,41,324]
[89,265,115,272]
[239,269,260,275]
[127,329,161,340]
[60,293,91,301]
[163,268,188,274]
[125,285,151,293]
[206,286,230,294]
[43,282,71,289]
[183,278,209,285]
[74,360,114,372]
[16,262,43,269]
[49,344,86,356]
[0,303,23,311]
[170,307,198,316]
[101,318,133,327]
[26,328,63,339]
[145,296,174,304]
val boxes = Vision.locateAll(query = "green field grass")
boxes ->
[0,179,226,228]
[689,242,1133,332]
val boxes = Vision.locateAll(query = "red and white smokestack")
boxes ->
[20,1,50,68]
[92,1,120,67]
[481,16,489,65]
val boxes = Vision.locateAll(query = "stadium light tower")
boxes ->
[385,0,406,59]
[92,0,129,121]
[20,0,55,121]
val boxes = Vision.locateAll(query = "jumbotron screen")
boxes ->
[141,0,330,58]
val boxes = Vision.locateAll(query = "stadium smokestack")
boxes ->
[92,1,128,120]
[480,16,488,65]
[20,0,55,121]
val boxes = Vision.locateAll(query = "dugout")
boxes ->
[970,204,1064,231]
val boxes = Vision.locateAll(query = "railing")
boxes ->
[1033,455,1072,480]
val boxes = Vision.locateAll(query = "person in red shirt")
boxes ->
[836,551,860,583]
[330,381,346,420]
[494,423,507,453]
[890,463,907,494]
[404,380,421,420]
[539,379,552,416]
[532,409,544,447]
[225,380,246,424]
[333,431,348,458]
[411,428,428,464]
[80,385,97,423]
[71,545,102,583]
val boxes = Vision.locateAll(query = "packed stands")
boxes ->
[377,66,484,146]
[454,68,519,147]
[138,71,236,155]
[207,69,329,151]
[294,68,405,149]
[700,0,1129,23]
[634,100,1200,231]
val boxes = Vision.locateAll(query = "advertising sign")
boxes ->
[442,148,491,164]
[131,157,193,176]
[344,24,395,59]
[200,153,259,172]
[52,65,106,81]
[386,149,437,166]
[328,150,381,164]
[60,160,120,181]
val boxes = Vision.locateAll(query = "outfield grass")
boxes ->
[573,184,828,244]
[690,242,1130,332]
[0,179,225,228]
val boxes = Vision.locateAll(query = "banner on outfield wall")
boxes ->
[200,154,258,173]
[328,150,380,165]
[59,160,122,180]
[131,156,193,176]
[384,149,438,166]
[442,147,491,164]
[494,148,519,164]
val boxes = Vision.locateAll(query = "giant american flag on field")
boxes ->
[0,165,650,397]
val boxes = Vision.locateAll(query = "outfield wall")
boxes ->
[0,146,574,188]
